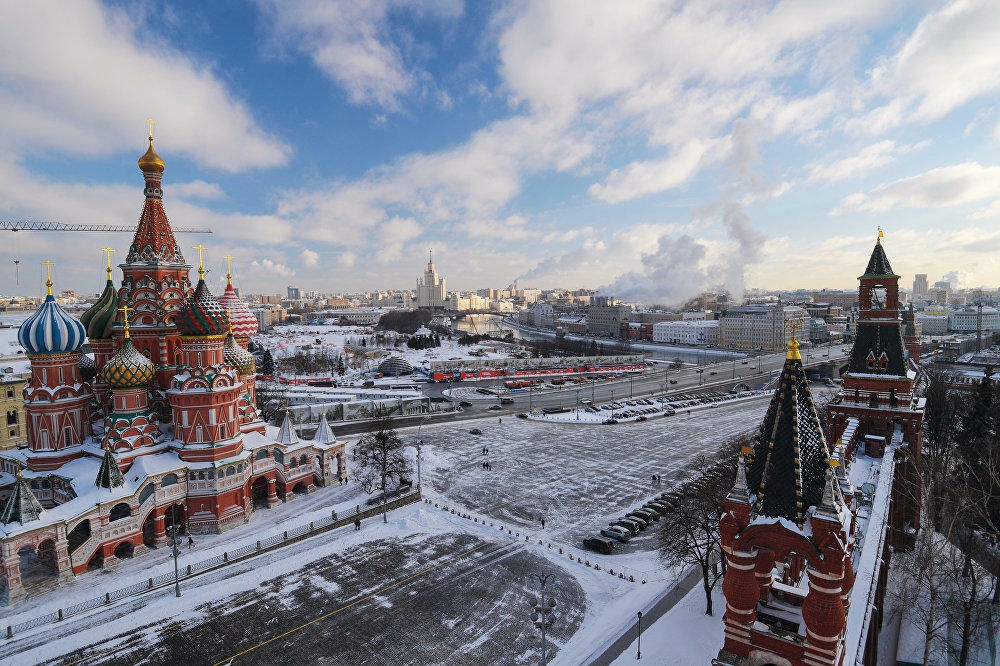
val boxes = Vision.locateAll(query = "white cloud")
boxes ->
[0,1,289,170]
[851,0,1000,132]
[256,0,462,112]
[834,162,1000,214]
[589,139,718,203]
[171,180,226,201]
[299,249,319,268]
[807,140,929,184]
[251,258,295,277]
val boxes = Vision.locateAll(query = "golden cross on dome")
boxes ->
[119,305,134,338]
[784,317,803,361]
[146,118,156,140]
[101,247,115,277]
[223,254,234,285]
[41,259,54,295]
[192,244,207,278]
[877,226,884,244]
[15,461,23,480]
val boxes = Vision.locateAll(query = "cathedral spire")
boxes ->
[1,464,45,525]
[95,442,126,490]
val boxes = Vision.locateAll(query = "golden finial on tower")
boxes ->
[877,226,884,244]
[225,308,234,336]
[41,260,54,296]
[101,247,115,278]
[15,461,23,480]
[785,317,803,361]
[192,244,207,279]
[223,254,234,286]
[146,118,156,140]
[119,305,134,338]
[138,118,165,173]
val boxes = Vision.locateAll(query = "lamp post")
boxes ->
[637,610,643,660]
[696,368,704,385]
[169,504,181,598]
[529,573,557,665]
[416,440,423,490]
[610,389,614,419]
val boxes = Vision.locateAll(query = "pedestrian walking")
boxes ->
[541,518,545,529]
[499,417,502,424]
[187,536,194,548]
[355,518,361,531]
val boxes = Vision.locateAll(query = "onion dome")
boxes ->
[79,353,98,381]
[378,357,413,376]
[219,284,258,339]
[101,312,155,389]
[18,273,86,355]
[224,332,256,375]
[137,136,165,173]
[80,269,119,340]
[177,279,228,337]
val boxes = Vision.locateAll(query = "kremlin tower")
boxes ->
[0,132,344,604]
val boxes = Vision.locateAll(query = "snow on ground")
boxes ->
[610,583,726,664]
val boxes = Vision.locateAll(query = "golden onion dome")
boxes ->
[101,338,156,389]
[224,332,256,375]
[138,137,165,174]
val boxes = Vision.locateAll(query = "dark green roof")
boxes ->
[860,241,898,278]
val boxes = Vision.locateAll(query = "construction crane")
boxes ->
[1,220,212,233]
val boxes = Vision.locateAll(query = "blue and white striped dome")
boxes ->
[18,294,86,355]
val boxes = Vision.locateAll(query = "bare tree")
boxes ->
[658,434,744,615]
[352,410,413,523]
[254,381,288,425]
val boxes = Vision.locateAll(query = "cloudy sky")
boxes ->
[1,0,999,304]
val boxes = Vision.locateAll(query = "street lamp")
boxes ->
[637,610,643,660]
[529,573,557,665]
[168,504,181,598]
[416,440,423,490]
[696,368,704,385]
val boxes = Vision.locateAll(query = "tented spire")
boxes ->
[312,413,336,445]
[275,410,299,444]
[96,443,125,489]
[1,465,44,525]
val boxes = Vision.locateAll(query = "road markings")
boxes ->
[211,542,489,666]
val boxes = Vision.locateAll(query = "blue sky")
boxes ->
[1,1,1000,305]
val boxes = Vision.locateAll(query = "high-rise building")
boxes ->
[912,273,927,296]
[286,285,301,300]
[416,252,446,310]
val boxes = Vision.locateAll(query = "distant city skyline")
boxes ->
[2,1,1000,301]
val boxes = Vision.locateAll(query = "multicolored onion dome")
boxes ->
[18,294,86,355]
[224,332,256,375]
[101,338,155,389]
[79,353,98,382]
[79,277,119,340]
[218,283,258,339]
[177,279,228,337]
[138,137,165,173]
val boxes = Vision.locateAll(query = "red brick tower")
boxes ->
[717,334,855,666]
[115,133,194,422]
[827,232,922,457]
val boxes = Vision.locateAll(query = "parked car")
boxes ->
[516,413,529,419]
[487,405,503,411]
[618,515,647,530]
[669,379,678,384]
[630,508,659,521]
[583,537,615,554]
[641,504,666,517]
[645,501,670,513]
[600,526,632,543]
[602,418,619,425]
[458,401,473,407]
[635,416,648,422]
[469,428,483,435]
[610,519,641,535]
[627,510,657,523]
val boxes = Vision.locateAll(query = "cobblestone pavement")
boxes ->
[40,532,585,666]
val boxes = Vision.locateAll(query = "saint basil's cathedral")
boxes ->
[0,136,346,604]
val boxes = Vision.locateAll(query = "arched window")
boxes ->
[300,455,307,467]
[189,472,196,481]
[161,473,178,487]
[226,467,235,477]
[256,449,268,461]
[273,449,284,464]
[109,503,131,522]
[290,457,297,468]
[137,484,155,505]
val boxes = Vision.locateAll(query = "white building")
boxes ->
[652,320,719,345]
[917,313,950,336]
[416,252,446,310]
[949,307,1000,333]
[718,304,807,351]
[532,302,554,328]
